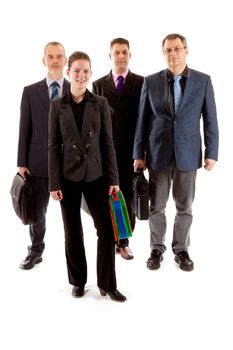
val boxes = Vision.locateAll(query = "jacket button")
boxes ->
[75,156,80,161]
[83,154,87,159]
[73,145,77,150]
[89,131,93,137]
[85,144,90,149]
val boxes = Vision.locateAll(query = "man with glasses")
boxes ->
[133,33,219,271]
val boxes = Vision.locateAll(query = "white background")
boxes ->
[0,0,232,349]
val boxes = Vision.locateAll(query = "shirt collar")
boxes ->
[112,70,128,85]
[46,76,64,87]
[166,66,190,81]
[65,89,93,104]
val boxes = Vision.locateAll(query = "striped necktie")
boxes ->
[116,75,124,95]
[173,75,182,114]
[50,81,59,101]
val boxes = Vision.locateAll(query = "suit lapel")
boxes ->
[81,101,94,142]
[106,72,118,97]
[61,104,86,153]
[37,79,50,111]
[158,71,173,120]
[175,71,196,119]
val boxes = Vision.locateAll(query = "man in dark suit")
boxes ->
[17,41,69,270]
[133,33,219,271]
[93,38,144,260]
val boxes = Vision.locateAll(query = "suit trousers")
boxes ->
[28,177,50,257]
[60,177,117,291]
[149,163,196,254]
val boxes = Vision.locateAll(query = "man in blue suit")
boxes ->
[17,42,69,269]
[133,33,219,271]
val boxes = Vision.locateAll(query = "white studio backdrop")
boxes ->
[0,0,232,349]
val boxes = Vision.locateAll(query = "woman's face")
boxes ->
[66,59,92,89]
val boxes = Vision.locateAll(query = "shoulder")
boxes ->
[23,78,46,91]
[143,70,166,88]
[91,93,108,105]
[189,68,210,80]
[127,71,144,80]
[93,73,110,86]
[145,70,165,81]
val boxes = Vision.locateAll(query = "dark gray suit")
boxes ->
[17,78,70,257]
[133,67,219,254]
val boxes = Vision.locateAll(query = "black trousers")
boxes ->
[60,177,117,291]
[28,177,50,257]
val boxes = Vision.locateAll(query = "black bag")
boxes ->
[132,170,149,220]
[10,173,38,225]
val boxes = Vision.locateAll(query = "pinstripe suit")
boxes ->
[133,67,219,253]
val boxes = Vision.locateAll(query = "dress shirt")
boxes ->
[46,77,64,98]
[112,70,128,88]
[166,66,190,115]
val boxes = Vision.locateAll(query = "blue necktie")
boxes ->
[173,75,182,114]
[116,75,124,95]
[50,81,59,101]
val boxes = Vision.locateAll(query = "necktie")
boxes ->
[116,75,124,95]
[50,81,59,101]
[173,75,182,114]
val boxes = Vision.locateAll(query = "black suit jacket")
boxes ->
[48,90,119,191]
[17,78,70,177]
[92,70,144,167]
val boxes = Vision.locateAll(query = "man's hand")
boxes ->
[18,167,30,178]
[133,159,146,172]
[204,159,216,171]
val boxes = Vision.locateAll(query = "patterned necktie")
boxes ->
[50,81,59,101]
[173,75,182,114]
[116,75,124,95]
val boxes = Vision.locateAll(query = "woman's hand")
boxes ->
[109,185,120,195]
[50,190,63,201]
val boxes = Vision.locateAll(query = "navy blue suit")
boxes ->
[133,67,219,254]
[133,68,219,171]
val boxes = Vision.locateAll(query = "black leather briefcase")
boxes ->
[132,171,149,220]
[10,173,38,225]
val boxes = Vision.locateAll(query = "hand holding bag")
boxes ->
[109,190,132,241]
[132,170,149,220]
[10,172,38,225]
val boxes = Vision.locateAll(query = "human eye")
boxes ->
[165,48,172,54]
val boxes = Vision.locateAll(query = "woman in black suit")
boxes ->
[48,51,126,302]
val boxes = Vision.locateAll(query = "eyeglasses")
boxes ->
[163,47,186,55]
